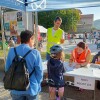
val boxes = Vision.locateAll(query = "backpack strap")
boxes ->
[14,47,35,77]
[14,47,19,60]
[23,50,32,59]
[14,48,32,59]
[29,68,35,77]
[23,50,35,77]
[14,47,17,56]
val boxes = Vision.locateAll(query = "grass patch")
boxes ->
[0,50,94,62]
[0,50,8,57]
[41,52,94,62]
[41,52,70,60]
[41,52,46,59]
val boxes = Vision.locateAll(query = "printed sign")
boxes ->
[74,76,95,90]
[17,12,22,21]
[10,21,18,35]
[4,23,10,31]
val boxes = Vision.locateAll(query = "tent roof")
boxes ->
[26,0,100,12]
[0,0,25,11]
[0,0,100,12]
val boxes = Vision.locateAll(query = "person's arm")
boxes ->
[60,31,65,44]
[69,53,74,64]
[34,51,43,84]
[80,52,91,67]
[46,29,48,42]
[8,40,11,47]
[47,61,49,78]
[5,48,13,71]
[60,39,64,44]
[62,63,66,73]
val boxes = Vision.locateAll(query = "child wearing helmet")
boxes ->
[47,45,66,100]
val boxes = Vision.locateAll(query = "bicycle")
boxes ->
[43,78,74,100]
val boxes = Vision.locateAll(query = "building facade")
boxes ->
[77,14,94,33]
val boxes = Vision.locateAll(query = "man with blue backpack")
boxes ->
[4,30,43,100]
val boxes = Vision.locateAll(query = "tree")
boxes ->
[38,9,81,32]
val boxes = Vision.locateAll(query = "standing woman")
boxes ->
[69,42,91,68]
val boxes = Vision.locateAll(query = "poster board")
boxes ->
[4,11,26,36]
[4,11,33,36]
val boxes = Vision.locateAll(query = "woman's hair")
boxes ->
[77,42,85,50]
[51,51,65,61]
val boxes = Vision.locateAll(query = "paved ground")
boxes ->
[0,82,74,100]
[0,72,74,100]
[41,39,100,55]
[0,72,99,100]
[0,39,99,100]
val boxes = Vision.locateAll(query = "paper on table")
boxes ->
[93,69,100,77]
[63,62,75,71]
[90,63,100,69]
[42,61,76,72]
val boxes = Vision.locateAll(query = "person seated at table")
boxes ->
[95,56,100,64]
[92,52,100,90]
[92,51,100,64]
[47,45,66,100]
[69,42,91,68]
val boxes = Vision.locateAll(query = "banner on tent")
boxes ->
[26,0,46,11]
[0,0,25,11]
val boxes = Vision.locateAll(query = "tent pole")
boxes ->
[32,12,35,35]
[26,12,28,30]
[0,7,6,62]
[34,11,38,49]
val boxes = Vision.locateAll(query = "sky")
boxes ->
[79,7,100,21]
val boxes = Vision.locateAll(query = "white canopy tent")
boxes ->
[0,0,25,11]
[38,25,47,33]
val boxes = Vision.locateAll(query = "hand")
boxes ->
[75,63,81,69]
[60,39,64,44]
[69,63,72,67]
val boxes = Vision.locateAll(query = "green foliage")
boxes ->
[38,9,80,32]
[65,9,80,32]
